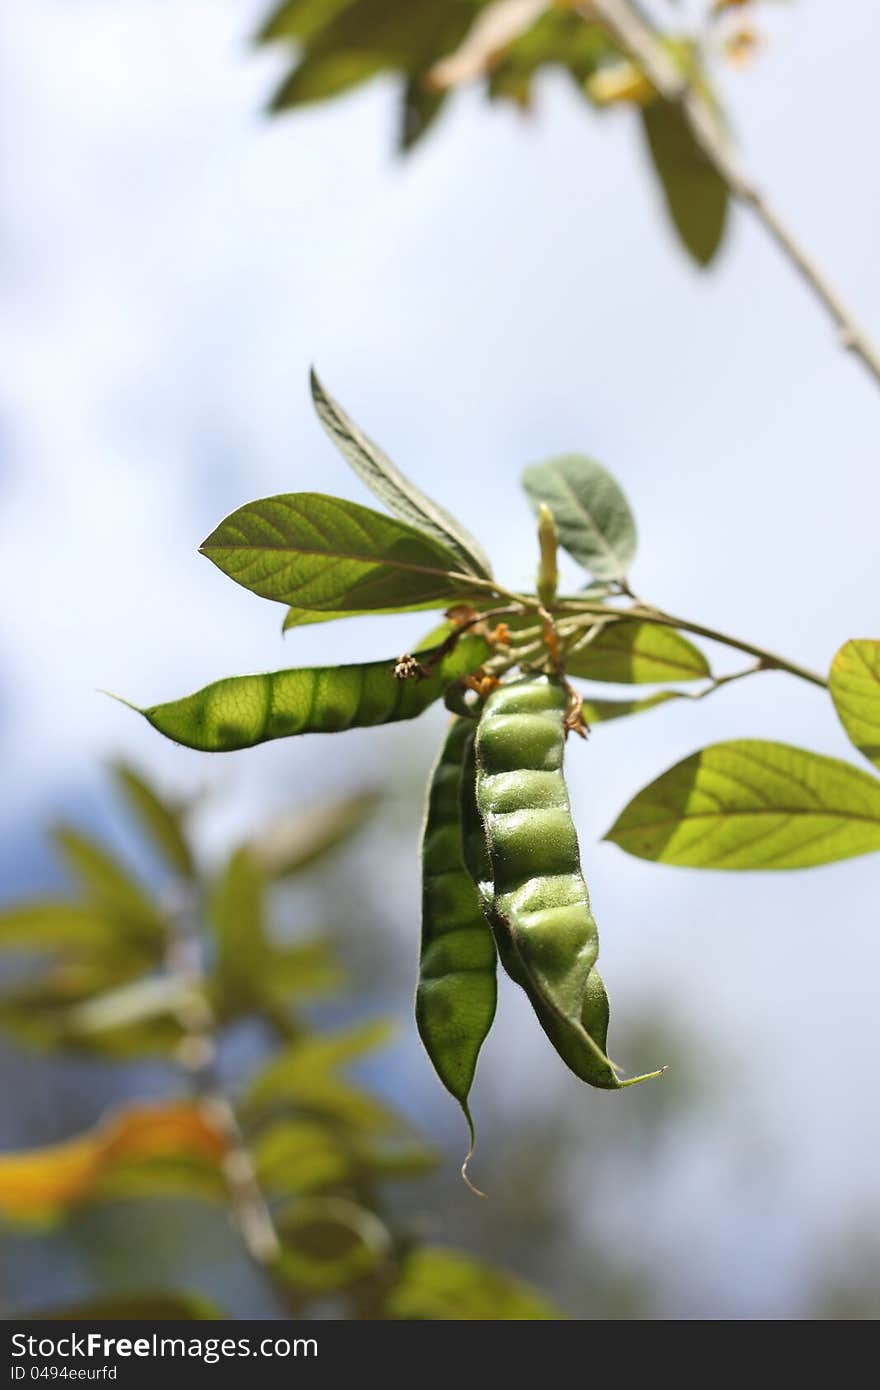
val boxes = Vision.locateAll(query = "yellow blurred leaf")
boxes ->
[587,60,653,107]
[0,1100,228,1224]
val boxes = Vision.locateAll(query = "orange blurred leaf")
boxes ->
[0,1100,228,1223]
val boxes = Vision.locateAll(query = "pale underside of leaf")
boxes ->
[522,455,637,581]
[310,371,493,578]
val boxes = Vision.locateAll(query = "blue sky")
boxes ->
[1,0,879,1315]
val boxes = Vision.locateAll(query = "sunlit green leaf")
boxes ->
[111,761,195,879]
[829,639,880,770]
[136,630,489,752]
[566,620,710,683]
[606,739,880,869]
[641,100,728,266]
[310,372,492,578]
[249,790,379,878]
[522,455,637,580]
[386,1246,560,1320]
[200,492,480,614]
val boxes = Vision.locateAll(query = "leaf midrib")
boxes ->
[201,539,467,585]
[549,465,618,568]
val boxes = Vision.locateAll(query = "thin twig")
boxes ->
[583,0,880,387]
[558,594,827,689]
[625,605,827,688]
[164,889,282,1268]
[681,660,763,700]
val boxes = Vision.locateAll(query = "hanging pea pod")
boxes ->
[417,720,497,1175]
[470,676,662,1090]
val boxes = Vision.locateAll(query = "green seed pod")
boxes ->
[417,719,498,1158]
[472,675,661,1090]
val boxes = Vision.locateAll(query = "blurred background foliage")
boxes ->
[0,765,557,1319]
[254,0,778,268]
[2,762,877,1319]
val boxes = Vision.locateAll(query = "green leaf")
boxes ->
[641,101,728,267]
[310,372,492,578]
[250,1019,393,1092]
[386,1246,560,1320]
[282,598,446,631]
[274,1196,389,1293]
[111,761,195,879]
[243,1021,398,1132]
[270,49,388,108]
[829,639,880,770]
[249,790,379,878]
[200,491,478,613]
[207,844,339,1022]
[265,0,479,113]
[353,1132,437,1180]
[257,0,359,45]
[400,75,447,151]
[210,847,265,1009]
[92,1156,227,1205]
[259,942,345,1003]
[0,903,150,962]
[581,691,680,724]
[606,739,880,869]
[0,965,180,1055]
[52,826,164,949]
[62,976,190,1051]
[252,1118,353,1197]
[33,1292,223,1320]
[136,630,489,752]
[566,620,710,683]
[521,454,637,580]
